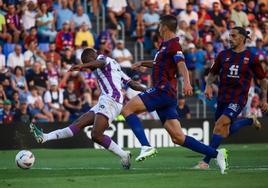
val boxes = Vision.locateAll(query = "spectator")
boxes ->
[61,48,76,73]
[199,20,214,44]
[14,99,32,122]
[250,95,262,117]
[74,22,94,48]
[44,79,69,122]
[176,20,193,48]
[0,45,6,71]
[107,0,131,31]
[250,39,266,62]
[75,40,88,63]
[197,3,211,29]
[21,1,37,31]
[0,7,11,42]
[246,20,263,48]
[209,2,226,33]
[5,4,24,43]
[177,2,198,26]
[24,26,38,49]
[11,91,20,111]
[230,1,249,28]
[56,21,74,52]
[204,42,216,75]
[36,2,57,42]
[81,68,98,97]
[96,23,118,56]
[256,3,268,26]
[143,3,160,36]
[0,83,6,101]
[46,62,60,83]
[7,44,24,69]
[45,43,61,68]
[134,8,145,41]
[185,43,197,89]
[24,41,46,69]
[26,86,53,122]
[187,20,199,44]
[221,20,236,47]
[56,0,73,30]
[112,40,133,76]
[171,0,187,14]
[263,22,268,46]
[26,61,48,94]
[1,99,14,124]
[176,94,191,119]
[11,66,28,99]
[63,79,82,117]
[71,5,92,30]
[245,0,257,22]
[161,3,173,16]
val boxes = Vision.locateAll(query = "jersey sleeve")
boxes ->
[120,70,131,86]
[169,41,185,64]
[251,55,266,79]
[209,52,222,75]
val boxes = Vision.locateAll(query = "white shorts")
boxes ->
[89,95,123,123]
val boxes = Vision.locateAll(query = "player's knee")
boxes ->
[121,107,132,117]
[171,134,185,145]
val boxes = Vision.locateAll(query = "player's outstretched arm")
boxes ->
[128,80,147,92]
[177,61,193,96]
[259,78,268,112]
[69,60,106,71]
[132,60,153,70]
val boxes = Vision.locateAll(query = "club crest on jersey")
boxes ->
[228,103,240,112]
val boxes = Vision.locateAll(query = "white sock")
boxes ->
[44,127,74,142]
[108,140,128,158]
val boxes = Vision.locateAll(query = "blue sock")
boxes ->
[125,114,150,146]
[182,136,218,158]
[203,134,224,164]
[229,118,253,136]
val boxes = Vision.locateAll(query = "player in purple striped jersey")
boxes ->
[195,27,268,169]
[30,48,147,169]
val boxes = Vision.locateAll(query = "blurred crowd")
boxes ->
[0,0,268,124]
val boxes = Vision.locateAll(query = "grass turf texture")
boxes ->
[0,144,268,188]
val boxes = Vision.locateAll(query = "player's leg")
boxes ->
[91,113,130,168]
[30,111,95,143]
[122,93,157,162]
[164,119,228,174]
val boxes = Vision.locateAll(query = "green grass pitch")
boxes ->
[1,144,268,188]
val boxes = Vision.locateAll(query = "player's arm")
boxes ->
[205,53,222,100]
[69,60,106,71]
[252,56,268,112]
[132,60,153,70]
[177,62,193,96]
[128,80,147,92]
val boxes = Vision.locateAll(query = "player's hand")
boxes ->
[183,83,193,96]
[259,101,268,113]
[68,65,81,72]
[204,85,213,100]
[131,61,142,70]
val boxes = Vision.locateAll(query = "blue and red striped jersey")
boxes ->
[210,49,265,106]
[152,37,185,98]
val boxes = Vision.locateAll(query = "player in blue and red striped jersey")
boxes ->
[195,27,268,169]
[122,15,229,174]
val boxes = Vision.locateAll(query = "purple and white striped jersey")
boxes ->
[94,54,131,104]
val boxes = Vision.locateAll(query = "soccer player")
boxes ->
[195,27,268,169]
[30,48,148,169]
[121,15,228,174]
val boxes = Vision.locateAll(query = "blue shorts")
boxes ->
[138,87,178,124]
[215,103,243,122]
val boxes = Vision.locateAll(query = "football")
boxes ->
[15,150,35,169]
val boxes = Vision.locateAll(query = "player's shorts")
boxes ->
[138,87,178,124]
[89,95,123,123]
[215,102,243,122]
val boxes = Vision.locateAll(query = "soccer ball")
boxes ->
[15,150,35,169]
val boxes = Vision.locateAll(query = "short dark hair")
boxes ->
[81,48,97,64]
[232,27,250,39]
[160,15,178,33]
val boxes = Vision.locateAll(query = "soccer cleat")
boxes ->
[193,161,209,169]
[251,114,261,130]
[216,148,228,174]
[121,151,131,170]
[29,123,45,144]
[135,146,158,162]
